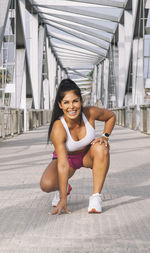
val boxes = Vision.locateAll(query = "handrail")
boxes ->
[0,108,51,139]
[111,104,150,134]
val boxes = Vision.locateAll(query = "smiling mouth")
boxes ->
[68,110,77,115]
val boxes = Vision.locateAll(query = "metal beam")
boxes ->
[15,49,26,108]
[52,42,98,57]
[64,0,128,8]
[75,81,92,85]
[31,0,127,8]
[42,13,116,33]
[38,25,45,109]
[0,0,11,50]
[54,48,99,60]
[70,67,93,70]
[55,52,98,61]
[49,32,107,56]
[36,5,121,22]
[67,68,92,79]
[46,22,109,50]
[145,0,150,8]
[57,58,97,65]
[29,13,39,109]
[44,19,112,43]
[60,57,97,62]
[61,59,94,65]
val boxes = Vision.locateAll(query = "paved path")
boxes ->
[0,122,150,253]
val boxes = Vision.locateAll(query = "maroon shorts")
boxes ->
[53,151,87,170]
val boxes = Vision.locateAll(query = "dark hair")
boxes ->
[47,78,83,142]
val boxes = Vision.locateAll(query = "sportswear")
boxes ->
[60,113,95,152]
[53,150,86,170]
[52,184,72,207]
[88,193,102,213]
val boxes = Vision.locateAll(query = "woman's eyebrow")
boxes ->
[62,99,69,102]
[63,98,79,102]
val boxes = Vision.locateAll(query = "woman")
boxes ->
[40,79,116,215]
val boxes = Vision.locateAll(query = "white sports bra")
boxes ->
[60,113,95,152]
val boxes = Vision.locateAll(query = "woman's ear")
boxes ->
[58,102,62,109]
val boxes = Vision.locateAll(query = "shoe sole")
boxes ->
[52,184,72,207]
[88,208,101,214]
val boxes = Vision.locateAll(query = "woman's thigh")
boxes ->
[82,148,93,169]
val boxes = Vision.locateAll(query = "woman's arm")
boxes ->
[96,107,116,135]
[50,120,70,214]
[87,106,116,145]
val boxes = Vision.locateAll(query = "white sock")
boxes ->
[92,193,101,197]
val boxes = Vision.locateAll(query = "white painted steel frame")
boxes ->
[28,0,127,101]
[42,13,117,33]
[44,19,113,43]
[32,0,127,8]
[0,0,11,49]
[34,5,122,22]
[3,0,147,119]
[31,0,125,69]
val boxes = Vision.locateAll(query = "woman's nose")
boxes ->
[69,103,74,109]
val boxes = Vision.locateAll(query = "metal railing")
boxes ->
[0,108,51,139]
[1,104,150,140]
[0,108,24,138]
[112,104,150,134]
[26,109,51,130]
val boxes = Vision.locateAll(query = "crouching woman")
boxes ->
[40,79,116,215]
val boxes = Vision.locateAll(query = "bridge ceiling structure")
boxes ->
[1,0,150,135]
[29,0,128,79]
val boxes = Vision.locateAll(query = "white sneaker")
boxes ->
[52,184,72,207]
[88,193,102,213]
[52,191,60,207]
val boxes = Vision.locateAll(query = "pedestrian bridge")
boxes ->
[0,0,150,138]
[0,121,150,252]
[0,1,150,251]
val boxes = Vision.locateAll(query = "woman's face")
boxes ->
[58,90,82,120]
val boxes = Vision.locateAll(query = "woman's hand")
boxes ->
[51,198,71,215]
[91,136,110,148]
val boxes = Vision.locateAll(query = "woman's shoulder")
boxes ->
[52,119,66,131]
[83,106,102,119]
[51,119,67,140]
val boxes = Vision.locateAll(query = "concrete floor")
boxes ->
[0,122,150,253]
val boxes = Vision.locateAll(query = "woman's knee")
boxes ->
[90,143,109,159]
[40,161,58,193]
[40,177,52,193]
